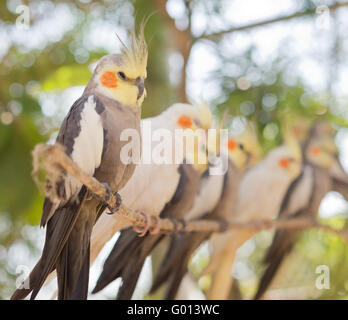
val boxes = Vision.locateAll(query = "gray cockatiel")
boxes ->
[12,29,148,300]
[92,163,209,299]
[205,141,302,299]
[89,103,213,265]
[149,137,250,300]
[254,124,348,300]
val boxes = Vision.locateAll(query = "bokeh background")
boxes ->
[2,0,348,300]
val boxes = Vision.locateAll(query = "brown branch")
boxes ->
[33,143,348,242]
[200,2,348,41]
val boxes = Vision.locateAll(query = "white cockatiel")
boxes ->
[149,124,264,299]
[90,103,213,265]
[205,140,302,299]
[92,119,213,298]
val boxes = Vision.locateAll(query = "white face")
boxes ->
[96,65,146,107]
[267,147,301,178]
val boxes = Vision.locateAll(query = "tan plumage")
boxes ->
[149,128,255,299]
[205,141,302,299]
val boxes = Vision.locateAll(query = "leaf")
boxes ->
[41,64,92,91]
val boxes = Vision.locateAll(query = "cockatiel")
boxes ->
[90,103,213,266]
[12,28,148,300]
[149,136,251,300]
[92,112,213,299]
[42,103,213,297]
[254,123,348,300]
[205,140,302,300]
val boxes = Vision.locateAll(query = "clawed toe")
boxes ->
[133,211,152,237]
[107,192,122,214]
[100,183,122,214]
[150,216,161,235]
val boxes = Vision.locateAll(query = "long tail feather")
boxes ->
[254,229,298,300]
[11,188,87,300]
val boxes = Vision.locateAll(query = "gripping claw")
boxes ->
[150,216,161,235]
[101,182,122,214]
[133,211,152,237]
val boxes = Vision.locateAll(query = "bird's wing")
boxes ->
[151,163,237,299]
[41,94,105,227]
[278,165,314,218]
[254,165,315,300]
[93,164,201,299]
[184,171,225,221]
[12,94,106,300]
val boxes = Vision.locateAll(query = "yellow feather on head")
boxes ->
[119,21,148,79]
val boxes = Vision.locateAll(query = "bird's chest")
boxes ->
[94,107,141,191]
[308,168,332,214]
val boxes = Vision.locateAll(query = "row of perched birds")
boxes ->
[11,27,348,300]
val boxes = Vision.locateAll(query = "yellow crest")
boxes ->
[119,22,148,79]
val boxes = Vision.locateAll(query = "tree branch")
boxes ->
[33,143,348,242]
[200,2,348,41]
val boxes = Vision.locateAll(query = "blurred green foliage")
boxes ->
[1,0,348,300]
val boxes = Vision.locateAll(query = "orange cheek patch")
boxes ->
[279,157,290,168]
[310,146,321,156]
[100,71,118,88]
[177,115,193,129]
[228,139,237,151]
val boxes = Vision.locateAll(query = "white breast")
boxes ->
[185,174,225,221]
[65,95,104,199]
[234,164,294,222]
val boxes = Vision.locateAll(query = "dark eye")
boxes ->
[239,144,244,151]
[194,119,201,126]
[118,72,127,80]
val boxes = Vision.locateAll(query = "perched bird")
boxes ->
[149,135,251,300]
[92,110,213,299]
[204,138,302,299]
[12,28,148,300]
[254,124,348,299]
[90,103,213,265]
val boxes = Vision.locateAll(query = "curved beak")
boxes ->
[136,77,145,100]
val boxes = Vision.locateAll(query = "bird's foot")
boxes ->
[179,219,187,233]
[133,210,152,237]
[167,218,179,233]
[149,216,161,235]
[217,218,228,232]
[100,182,122,214]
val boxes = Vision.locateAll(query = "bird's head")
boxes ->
[162,103,213,132]
[230,123,264,168]
[306,136,338,168]
[267,146,301,179]
[163,103,212,172]
[91,27,148,107]
[226,138,250,169]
